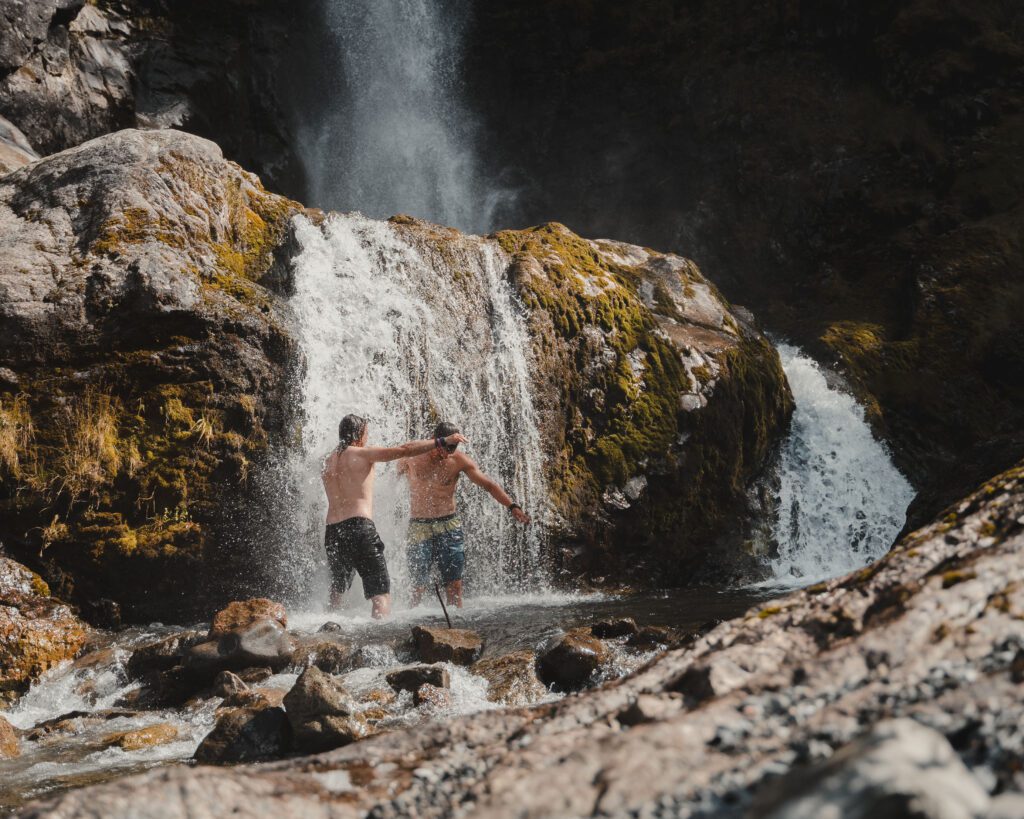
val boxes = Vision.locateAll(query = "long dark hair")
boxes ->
[338,414,367,450]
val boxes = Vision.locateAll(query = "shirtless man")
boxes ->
[322,414,467,619]
[397,421,530,608]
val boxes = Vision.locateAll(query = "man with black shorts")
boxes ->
[322,414,467,619]
[397,422,530,608]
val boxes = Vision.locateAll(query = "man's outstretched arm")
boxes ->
[464,460,531,523]
[362,433,467,463]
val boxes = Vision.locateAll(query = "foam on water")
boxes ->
[283,212,547,610]
[758,344,916,585]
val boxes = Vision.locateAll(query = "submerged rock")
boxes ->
[101,723,178,752]
[282,667,366,753]
[536,630,609,692]
[414,684,453,710]
[0,557,88,701]
[411,625,483,666]
[590,618,638,639]
[386,665,451,694]
[193,707,290,765]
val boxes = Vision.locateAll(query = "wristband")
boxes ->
[435,437,445,450]
[508,503,522,513]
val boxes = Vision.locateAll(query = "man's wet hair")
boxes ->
[433,421,459,439]
[338,414,368,449]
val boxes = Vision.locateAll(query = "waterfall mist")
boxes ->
[288,0,511,233]
[282,213,546,609]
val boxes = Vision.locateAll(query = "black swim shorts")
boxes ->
[324,517,391,599]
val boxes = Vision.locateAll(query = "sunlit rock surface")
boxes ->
[17,458,1021,816]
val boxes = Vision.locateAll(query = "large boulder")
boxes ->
[209,599,287,638]
[411,625,483,666]
[470,650,548,707]
[282,667,366,753]
[185,619,293,676]
[0,556,88,702]
[496,223,793,585]
[0,129,303,621]
[0,714,19,758]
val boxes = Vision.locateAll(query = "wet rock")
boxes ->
[590,618,638,639]
[750,719,991,819]
[470,651,548,706]
[317,621,345,634]
[415,684,453,709]
[27,710,139,741]
[412,625,483,666]
[290,639,353,674]
[101,723,178,752]
[283,667,366,753]
[386,665,451,694]
[126,631,205,678]
[0,557,89,701]
[219,689,283,711]
[193,707,290,765]
[236,667,274,685]
[209,599,287,639]
[0,714,20,759]
[536,630,608,691]
[212,671,248,698]
[625,625,677,649]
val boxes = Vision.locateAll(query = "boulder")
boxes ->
[185,620,293,676]
[0,714,19,758]
[101,723,179,752]
[750,719,991,819]
[193,707,290,765]
[220,688,284,711]
[212,671,248,698]
[470,651,549,707]
[626,625,675,649]
[282,667,366,753]
[411,626,483,666]
[386,665,451,694]
[590,618,638,639]
[536,630,608,692]
[317,621,345,634]
[0,129,303,623]
[0,556,88,701]
[290,639,353,674]
[209,599,287,638]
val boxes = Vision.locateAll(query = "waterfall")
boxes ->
[284,212,546,609]
[293,0,509,233]
[758,344,916,585]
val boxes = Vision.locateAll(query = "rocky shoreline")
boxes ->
[6,458,1020,817]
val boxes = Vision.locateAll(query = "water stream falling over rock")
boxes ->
[293,0,508,232]
[284,213,546,608]
[757,344,916,585]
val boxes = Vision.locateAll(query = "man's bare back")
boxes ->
[322,446,376,524]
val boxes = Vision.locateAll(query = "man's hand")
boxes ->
[510,506,531,525]
[445,433,468,446]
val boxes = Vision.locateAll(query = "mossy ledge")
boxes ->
[496,223,794,586]
[0,129,304,623]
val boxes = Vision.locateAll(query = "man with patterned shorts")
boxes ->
[397,422,530,608]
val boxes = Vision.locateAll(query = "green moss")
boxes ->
[757,605,783,619]
[942,570,977,588]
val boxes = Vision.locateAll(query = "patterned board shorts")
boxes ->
[406,513,466,587]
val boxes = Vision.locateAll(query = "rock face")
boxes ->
[496,223,793,584]
[283,667,366,753]
[536,630,609,692]
[0,129,303,621]
[0,0,300,191]
[465,2,1024,523]
[21,457,1023,817]
[0,556,88,701]
[0,114,38,174]
[411,626,483,666]
[0,714,20,759]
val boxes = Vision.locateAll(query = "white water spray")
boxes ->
[285,212,546,608]
[759,344,916,585]
[297,0,509,232]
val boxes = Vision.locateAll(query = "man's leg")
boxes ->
[439,525,466,609]
[354,520,392,620]
[407,533,432,608]
[370,593,391,619]
[324,523,354,611]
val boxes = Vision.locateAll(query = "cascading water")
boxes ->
[293,0,509,233]
[284,212,546,608]
[757,344,916,585]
